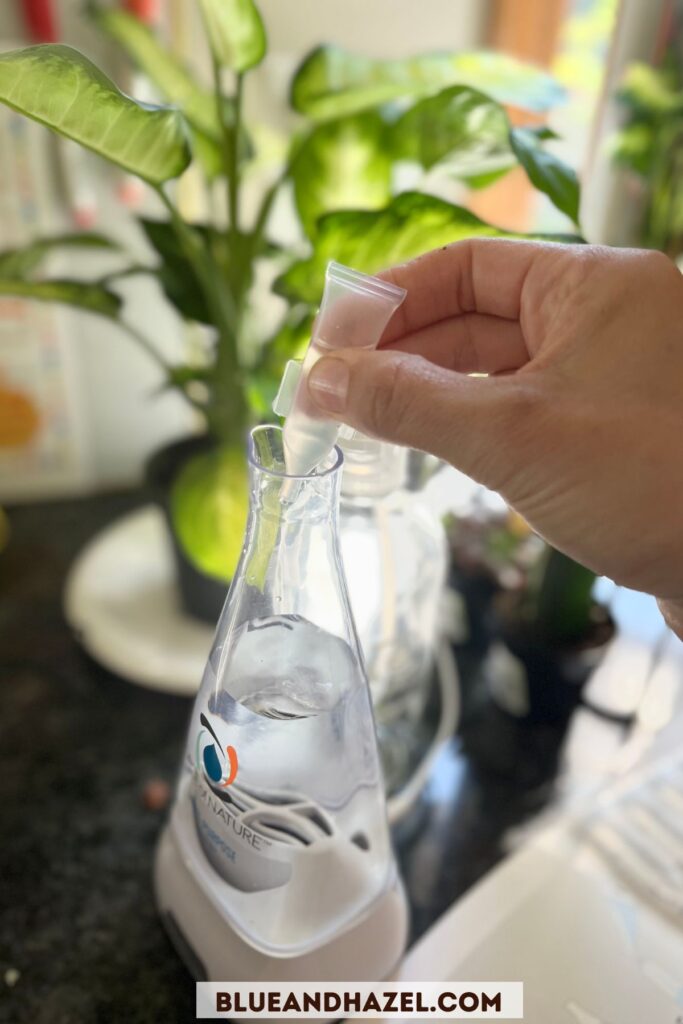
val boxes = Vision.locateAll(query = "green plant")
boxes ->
[521,546,599,645]
[447,509,599,647]
[613,59,683,257]
[0,1,582,580]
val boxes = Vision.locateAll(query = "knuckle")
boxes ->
[364,353,416,438]
[496,379,544,436]
[641,248,673,275]
[645,249,682,292]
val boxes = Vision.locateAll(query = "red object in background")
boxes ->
[20,0,59,43]
[124,0,162,25]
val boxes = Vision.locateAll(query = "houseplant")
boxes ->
[0,0,582,618]
[612,59,683,260]
[447,508,614,724]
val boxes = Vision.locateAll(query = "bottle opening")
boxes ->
[249,424,343,480]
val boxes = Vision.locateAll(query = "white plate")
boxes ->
[64,505,214,696]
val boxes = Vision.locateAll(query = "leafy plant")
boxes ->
[0,2,582,581]
[447,509,600,647]
[530,547,598,644]
[613,60,683,257]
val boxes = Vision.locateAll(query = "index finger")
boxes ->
[378,237,558,347]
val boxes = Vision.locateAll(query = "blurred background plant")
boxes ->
[612,57,683,259]
[0,0,583,599]
[447,507,604,655]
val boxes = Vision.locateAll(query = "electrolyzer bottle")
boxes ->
[155,425,408,988]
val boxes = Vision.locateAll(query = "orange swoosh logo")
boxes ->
[221,745,239,786]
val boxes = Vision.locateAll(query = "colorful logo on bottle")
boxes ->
[198,712,238,788]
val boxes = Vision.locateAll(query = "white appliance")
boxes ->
[363,748,683,1024]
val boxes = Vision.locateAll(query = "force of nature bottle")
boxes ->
[339,435,447,790]
[155,425,408,984]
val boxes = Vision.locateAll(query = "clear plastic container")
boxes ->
[282,261,406,479]
[339,435,448,789]
[166,426,399,957]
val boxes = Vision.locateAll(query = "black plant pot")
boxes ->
[484,594,616,725]
[145,435,231,624]
[449,561,501,656]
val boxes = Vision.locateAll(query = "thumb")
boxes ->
[306,348,537,490]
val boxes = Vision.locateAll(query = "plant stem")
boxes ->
[211,55,235,231]
[228,72,244,234]
[122,319,210,419]
[120,319,170,372]
[154,184,236,332]
[98,264,154,285]
[251,168,286,253]
[153,184,248,440]
[207,65,255,441]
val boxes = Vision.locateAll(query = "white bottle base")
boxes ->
[154,823,409,1012]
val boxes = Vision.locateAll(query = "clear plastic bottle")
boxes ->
[339,436,448,790]
[155,425,408,981]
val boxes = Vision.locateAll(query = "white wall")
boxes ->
[259,0,488,57]
[248,0,490,134]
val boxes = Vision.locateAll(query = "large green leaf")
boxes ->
[139,217,263,324]
[291,112,392,236]
[275,191,581,304]
[0,45,190,184]
[139,217,213,323]
[91,6,220,141]
[275,192,513,303]
[291,45,564,120]
[198,0,266,72]
[0,278,122,317]
[0,233,119,279]
[393,85,515,183]
[510,127,580,225]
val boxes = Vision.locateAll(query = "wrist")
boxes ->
[658,596,683,641]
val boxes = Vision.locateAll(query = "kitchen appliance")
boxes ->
[155,424,408,994]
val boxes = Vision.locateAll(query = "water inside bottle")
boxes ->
[216,613,358,720]
[172,613,392,953]
[193,613,384,824]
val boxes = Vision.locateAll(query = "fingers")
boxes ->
[658,598,683,642]
[378,237,556,346]
[383,312,529,374]
[307,347,537,488]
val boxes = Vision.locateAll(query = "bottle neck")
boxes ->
[249,424,342,525]
[249,463,341,526]
[238,428,353,641]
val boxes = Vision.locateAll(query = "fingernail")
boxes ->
[307,357,349,413]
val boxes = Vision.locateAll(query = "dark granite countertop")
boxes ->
[1,491,677,1024]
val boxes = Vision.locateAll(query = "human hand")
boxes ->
[306,240,683,628]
